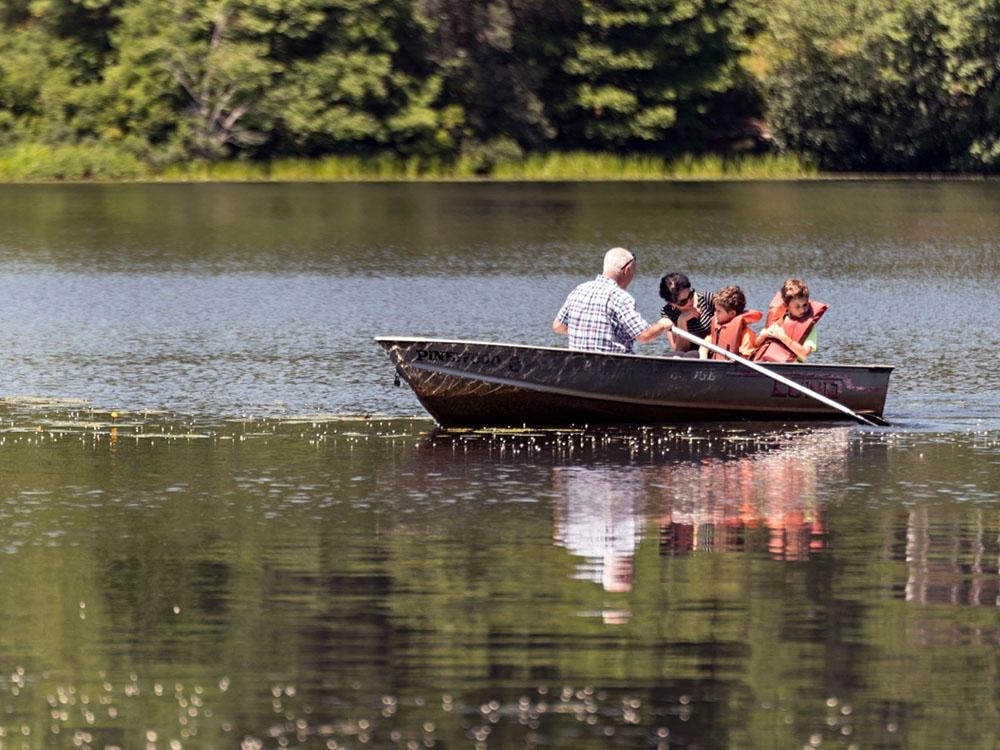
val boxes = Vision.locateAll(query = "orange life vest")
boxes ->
[763,291,785,328]
[709,310,762,360]
[751,298,828,363]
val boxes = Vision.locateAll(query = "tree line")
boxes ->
[1,0,998,173]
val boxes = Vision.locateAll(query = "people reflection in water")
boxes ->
[549,429,850,613]
[551,466,640,611]
[656,429,842,561]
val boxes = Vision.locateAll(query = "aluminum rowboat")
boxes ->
[376,337,892,427]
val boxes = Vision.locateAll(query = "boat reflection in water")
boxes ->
[905,506,1000,609]
[549,427,852,620]
[895,502,1000,647]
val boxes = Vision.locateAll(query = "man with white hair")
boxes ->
[552,247,672,353]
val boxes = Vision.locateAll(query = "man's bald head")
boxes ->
[603,247,635,288]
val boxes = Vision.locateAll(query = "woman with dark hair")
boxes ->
[658,272,715,353]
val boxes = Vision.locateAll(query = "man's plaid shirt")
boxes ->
[556,276,650,353]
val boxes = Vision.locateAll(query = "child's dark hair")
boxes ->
[781,278,809,305]
[714,285,746,314]
[658,272,691,303]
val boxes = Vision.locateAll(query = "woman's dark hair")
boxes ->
[658,272,691,303]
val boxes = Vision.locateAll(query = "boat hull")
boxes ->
[376,337,892,427]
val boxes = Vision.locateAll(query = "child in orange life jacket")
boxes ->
[699,285,761,359]
[751,278,828,363]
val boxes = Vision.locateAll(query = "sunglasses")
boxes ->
[676,290,693,305]
[621,255,636,271]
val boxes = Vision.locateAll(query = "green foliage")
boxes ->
[264,0,452,156]
[756,0,1000,171]
[416,0,575,149]
[108,0,278,159]
[0,2,116,145]
[555,0,751,151]
[2,0,1000,173]
[946,0,1000,169]
[458,136,524,175]
[0,141,145,179]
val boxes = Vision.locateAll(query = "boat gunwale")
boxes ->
[374,336,895,372]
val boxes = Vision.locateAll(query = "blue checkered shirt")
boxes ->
[556,276,651,353]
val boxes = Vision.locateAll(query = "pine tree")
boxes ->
[555,0,748,151]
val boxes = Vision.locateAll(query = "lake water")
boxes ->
[0,182,997,748]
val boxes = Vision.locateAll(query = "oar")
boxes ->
[669,327,889,427]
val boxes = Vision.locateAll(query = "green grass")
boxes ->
[0,143,817,182]
[0,142,146,180]
[159,151,817,181]
[158,154,423,181]
[493,151,816,180]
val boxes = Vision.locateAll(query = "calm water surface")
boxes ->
[0,182,997,748]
